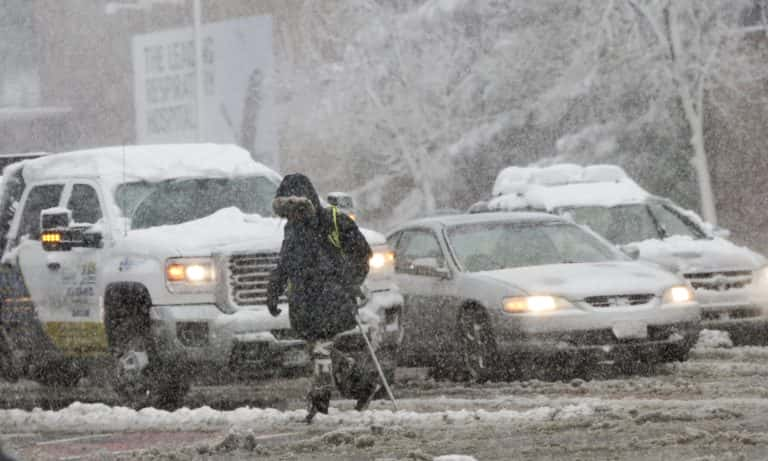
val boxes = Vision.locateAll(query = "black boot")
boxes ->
[305,387,332,424]
[354,383,382,411]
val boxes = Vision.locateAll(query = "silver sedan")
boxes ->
[387,212,701,381]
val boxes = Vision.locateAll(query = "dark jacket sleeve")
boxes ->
[267,224,291,303]
[337,213,372,287]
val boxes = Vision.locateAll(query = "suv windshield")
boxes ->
[566,203,705,245]
[118,176,278,230]
[447,221,618,272]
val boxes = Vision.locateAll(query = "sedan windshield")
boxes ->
[117,176,278,230]
[447,222,618,272]
[566,203,705,245]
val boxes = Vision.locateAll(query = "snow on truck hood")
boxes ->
[123,207,386,256]
[475,261,682,300]
[124,208,285,255]
[631,235,766,274]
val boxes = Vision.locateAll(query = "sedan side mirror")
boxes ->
[410,257,451,279]
[620,244,640,260]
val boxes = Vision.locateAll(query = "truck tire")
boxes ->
[105,284,190,410]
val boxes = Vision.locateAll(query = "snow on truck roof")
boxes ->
[21,143,281,185]
[489,164,650,212]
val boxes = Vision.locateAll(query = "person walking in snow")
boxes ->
[266,173,372,423]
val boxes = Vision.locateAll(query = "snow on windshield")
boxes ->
[125,176,278,229]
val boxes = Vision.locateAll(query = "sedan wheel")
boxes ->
[457,307,497,383]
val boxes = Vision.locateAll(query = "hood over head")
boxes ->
[272,173,321,221]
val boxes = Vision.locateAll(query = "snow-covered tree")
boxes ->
[590,0,763,224]
[279,1,602,225]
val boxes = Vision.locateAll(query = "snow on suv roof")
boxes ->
[21,143,281,186]
[489,164,650,212]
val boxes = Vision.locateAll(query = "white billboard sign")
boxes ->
[132,15,277,167]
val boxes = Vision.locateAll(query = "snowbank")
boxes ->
[0,402,594,434]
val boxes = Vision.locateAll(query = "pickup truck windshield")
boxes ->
[119,176,278,230]
[447,222,618,272]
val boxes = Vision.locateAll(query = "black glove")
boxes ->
[267,293,281,317]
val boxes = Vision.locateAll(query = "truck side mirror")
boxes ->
[40,208,103,251]
[620,244,640,260]
[41,208,71,231]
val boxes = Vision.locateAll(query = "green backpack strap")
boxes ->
[328,206,343,250]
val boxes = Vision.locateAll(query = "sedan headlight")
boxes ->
[662,285,695,305]
[369,246,395,274]
[166,257,216,293]
[503,295,572,314]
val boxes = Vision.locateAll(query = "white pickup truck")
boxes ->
[0,144,403,408]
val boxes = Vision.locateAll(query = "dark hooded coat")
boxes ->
[267,174,371,340]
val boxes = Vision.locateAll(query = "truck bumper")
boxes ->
[149,290,405,374]
[697,297,768,345]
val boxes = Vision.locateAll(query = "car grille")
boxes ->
[584,294,654,308]
[228,252,286,306]
[684,271,753,291]
[701,307,763,321]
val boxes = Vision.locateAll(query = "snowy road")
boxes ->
[3,345,768,460]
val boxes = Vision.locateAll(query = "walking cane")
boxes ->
[354,291,399,411]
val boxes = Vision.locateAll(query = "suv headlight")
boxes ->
[503,296,572,314]
[166,257,216,293]
[369,245,395,275]
[662,285,695,305]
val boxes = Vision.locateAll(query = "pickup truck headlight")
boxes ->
[503,296,572,314]
[662,285,695,305]
[166,257,216,293]
[369,246,395,275]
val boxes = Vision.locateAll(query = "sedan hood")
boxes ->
[632,236,766,274]
[476,261,682,300]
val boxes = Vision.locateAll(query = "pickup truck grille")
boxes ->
[228,253,284,306]
[684,271,753,291]
[585,294,654,308]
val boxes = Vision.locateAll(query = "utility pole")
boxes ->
[193,0,205,142]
